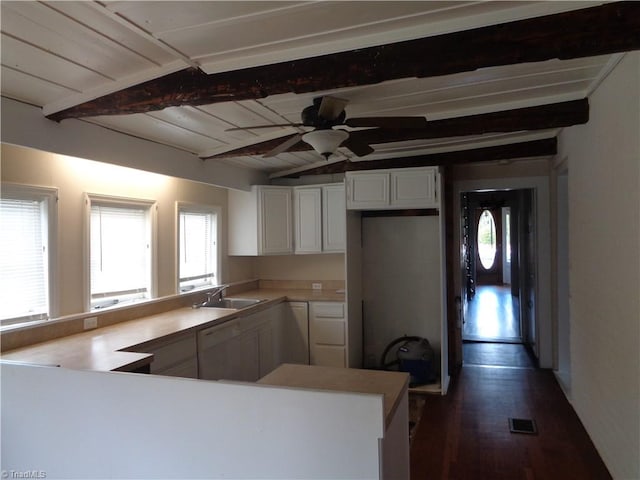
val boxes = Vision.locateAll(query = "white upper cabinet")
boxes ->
[345,172,389,209]
[346,167,439,210]
[294,187,323,254]
[293,183,345,254]
[229,186,293,255]
[390,168,438,208]
[322,184,346,252]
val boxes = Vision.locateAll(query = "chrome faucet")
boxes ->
[207,285,227,303]
[193,285,228,308]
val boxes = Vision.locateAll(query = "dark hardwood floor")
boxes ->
[410,362,611,479]
[463,341,537,368]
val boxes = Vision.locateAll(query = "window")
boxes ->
[87,195,156,310]
[0,184,57,326]
[177,204,220,293]
[477,209,497,270]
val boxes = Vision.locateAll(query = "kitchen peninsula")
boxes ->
[1,284,410,480]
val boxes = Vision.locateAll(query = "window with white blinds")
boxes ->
[88,196,156,310]
[178,206,219,293]
[0,186,56,325]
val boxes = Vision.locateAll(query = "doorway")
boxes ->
[460,189,537,367]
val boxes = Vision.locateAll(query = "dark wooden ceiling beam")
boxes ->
[282,138,557,178]
[47,2,639,121]
[201,99,586,159]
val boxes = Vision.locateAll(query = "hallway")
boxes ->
[409,363,611,479]
[464,285,520,342]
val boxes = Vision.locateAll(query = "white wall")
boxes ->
[557,52,640,480]
[1,97,267,191]
[361,216,442,373]
[1,363,385,479]
[0,144,251,316]
[254,253,345,281]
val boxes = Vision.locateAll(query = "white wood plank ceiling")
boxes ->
[0,1,621,176]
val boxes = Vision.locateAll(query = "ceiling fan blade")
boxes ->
[318,95,349,121]
[226,123,303,131]
[342,136,374,157]
[263,133,304,157]
[345,116,428,129]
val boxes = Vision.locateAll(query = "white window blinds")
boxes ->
[90,202,151,309]
[178,209,218,292]
[0,197,49,323]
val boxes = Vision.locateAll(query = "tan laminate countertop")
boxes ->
[1,288,344,372]
[258,363,409,429]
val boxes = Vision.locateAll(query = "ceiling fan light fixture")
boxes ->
[302,129,349,159]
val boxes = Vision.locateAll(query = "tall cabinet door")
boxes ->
[259,187,293,255]
[322,184,346,252]
[294,187,322,253]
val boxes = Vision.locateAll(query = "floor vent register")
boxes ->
[508,418,538,434]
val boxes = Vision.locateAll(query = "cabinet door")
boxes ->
[294,187,322,254]
[197,321,239,380]
[322,184,346,252]
[229,328,260,382]
[259,187,293,255]
[282,302,309,365]
[143,333,198,378]
[390,167,437,208]
[346,172,389,209]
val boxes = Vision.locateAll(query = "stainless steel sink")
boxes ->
[198,298,263,309]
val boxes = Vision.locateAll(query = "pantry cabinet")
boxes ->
[346,167,439,210]
[228,186,293,255]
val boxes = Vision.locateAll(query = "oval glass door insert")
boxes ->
[478,209,497,270]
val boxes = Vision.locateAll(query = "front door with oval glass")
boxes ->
[476,208,502,284]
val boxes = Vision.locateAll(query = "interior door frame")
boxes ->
[450,175,552,368]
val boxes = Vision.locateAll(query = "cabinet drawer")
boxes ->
[312,345,346,368]
[312,318,345,345]
[312,302,344,318]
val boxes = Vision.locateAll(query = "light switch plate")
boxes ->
[84,317,98,330]
[312,283,322,290]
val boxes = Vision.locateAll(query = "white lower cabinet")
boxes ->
[197,304,283,382]
[161,301,344,381]
[281,301,310,365]
[309,302,346,368]
[139,332,198,378]
[197,319,242,381]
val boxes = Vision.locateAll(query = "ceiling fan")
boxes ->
[226,95,428,159]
